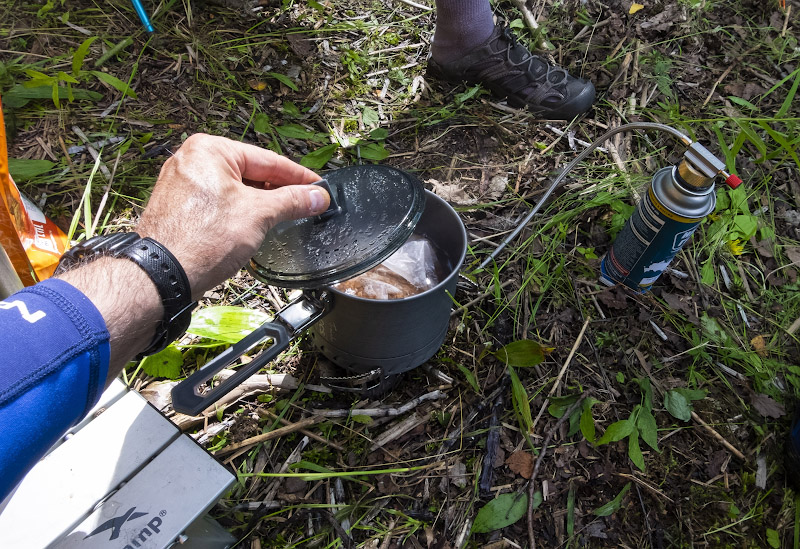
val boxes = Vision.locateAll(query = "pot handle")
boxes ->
[170,321,293,416]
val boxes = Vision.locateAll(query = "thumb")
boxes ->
[251,184,331,229]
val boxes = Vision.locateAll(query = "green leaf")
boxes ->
[455,84,482,104]
[300,143,338,170]
[664,390,692,422]
[90,70,138,98]
[731,214,758,241]
[493,340,545,367]
[471,492,530,533]
[56,71,80,84]
[356,142,389,161]
[456,364,480,393]
[595,419,634,445]
[628,427,645,471]
[580,401,596,443]
[140,344,183,379]
[2,84,102,108]
[509,367,533,434]
[349,414,373,425]
[266,71,299,91]
[566,485,576,538]
[362,106,379,127]
[727,96,758,110]
[369,128,388,140]
[677,389,707,403]
[592,482,632,516]
[766,527,780,548]
[776,68,800,118]
[548,395,579,418]
[700,258,715,285]
[187,306,271,344]
[636,408,659,451]
[253,113,271,134]
[8,158,55,181]
[275,123,324,141]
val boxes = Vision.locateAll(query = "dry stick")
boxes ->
[702,46,760,107]
[259,410,345,452]
[527,395,588,549]
[214,416,321,457]
[393,0,432,10]
[691,411,745,460]
[530,319,590,434]
[314,390,447,418]
[72,126,111,179]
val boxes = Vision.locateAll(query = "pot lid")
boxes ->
[249,165,426,289]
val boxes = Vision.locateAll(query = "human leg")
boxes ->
[430,1,595,120]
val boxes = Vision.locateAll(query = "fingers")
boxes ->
[248,184,331,229]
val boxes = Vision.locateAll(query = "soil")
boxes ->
[2,0,800,547]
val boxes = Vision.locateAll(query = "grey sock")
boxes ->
[432,0,495,65]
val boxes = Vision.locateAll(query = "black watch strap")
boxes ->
[54,233,197,359]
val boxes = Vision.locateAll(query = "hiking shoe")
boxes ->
[427,25,595,120]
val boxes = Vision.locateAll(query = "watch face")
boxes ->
[249,165,426,289]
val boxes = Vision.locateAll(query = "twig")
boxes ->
[530,319,590,433]
[615,472,674,504]
[313,390,446,418]
[214,416,321,457]
[691,411,745,460]
[370,413,427,451]
[527,395,587,549]
[259,409,345,452]
[392,0,432,10]
[72,126,111,179]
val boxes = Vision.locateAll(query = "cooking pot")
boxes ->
[171,165,467,416]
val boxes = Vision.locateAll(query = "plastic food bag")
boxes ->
[0,96,68,285]
[335,235,441,300]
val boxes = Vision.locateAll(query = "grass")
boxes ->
[3,0,800,546]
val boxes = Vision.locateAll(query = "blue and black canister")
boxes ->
[600,141,742,293]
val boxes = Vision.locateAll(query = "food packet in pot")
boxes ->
[335,235,440,299]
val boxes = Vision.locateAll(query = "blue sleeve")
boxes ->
[0,278,110,500]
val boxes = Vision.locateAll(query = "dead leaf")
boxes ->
[629,3,644,14]
[750,393,785,418]
[785,246,800,266]
[505,450,534,479]
[248,80,267,91]
[750,335,768,357]
[427,178,477,206]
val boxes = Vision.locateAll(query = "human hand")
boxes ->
[136,134,329,299]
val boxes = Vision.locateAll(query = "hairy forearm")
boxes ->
[56,257,163,386]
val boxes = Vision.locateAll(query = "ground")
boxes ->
[2,0,800,547]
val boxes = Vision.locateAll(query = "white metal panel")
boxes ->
[0,390,180,547]
[54,435,235,549]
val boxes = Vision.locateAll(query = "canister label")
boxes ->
[600,187,701,292]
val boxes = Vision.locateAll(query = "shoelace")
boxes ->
[497,26,570,89]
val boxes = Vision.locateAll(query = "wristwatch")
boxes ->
[54,233,197,359]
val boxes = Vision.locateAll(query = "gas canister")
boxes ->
[600,141,742,292]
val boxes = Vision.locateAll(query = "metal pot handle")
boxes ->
[171,290,332,416]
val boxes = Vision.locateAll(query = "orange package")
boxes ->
[0,96,69,285]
